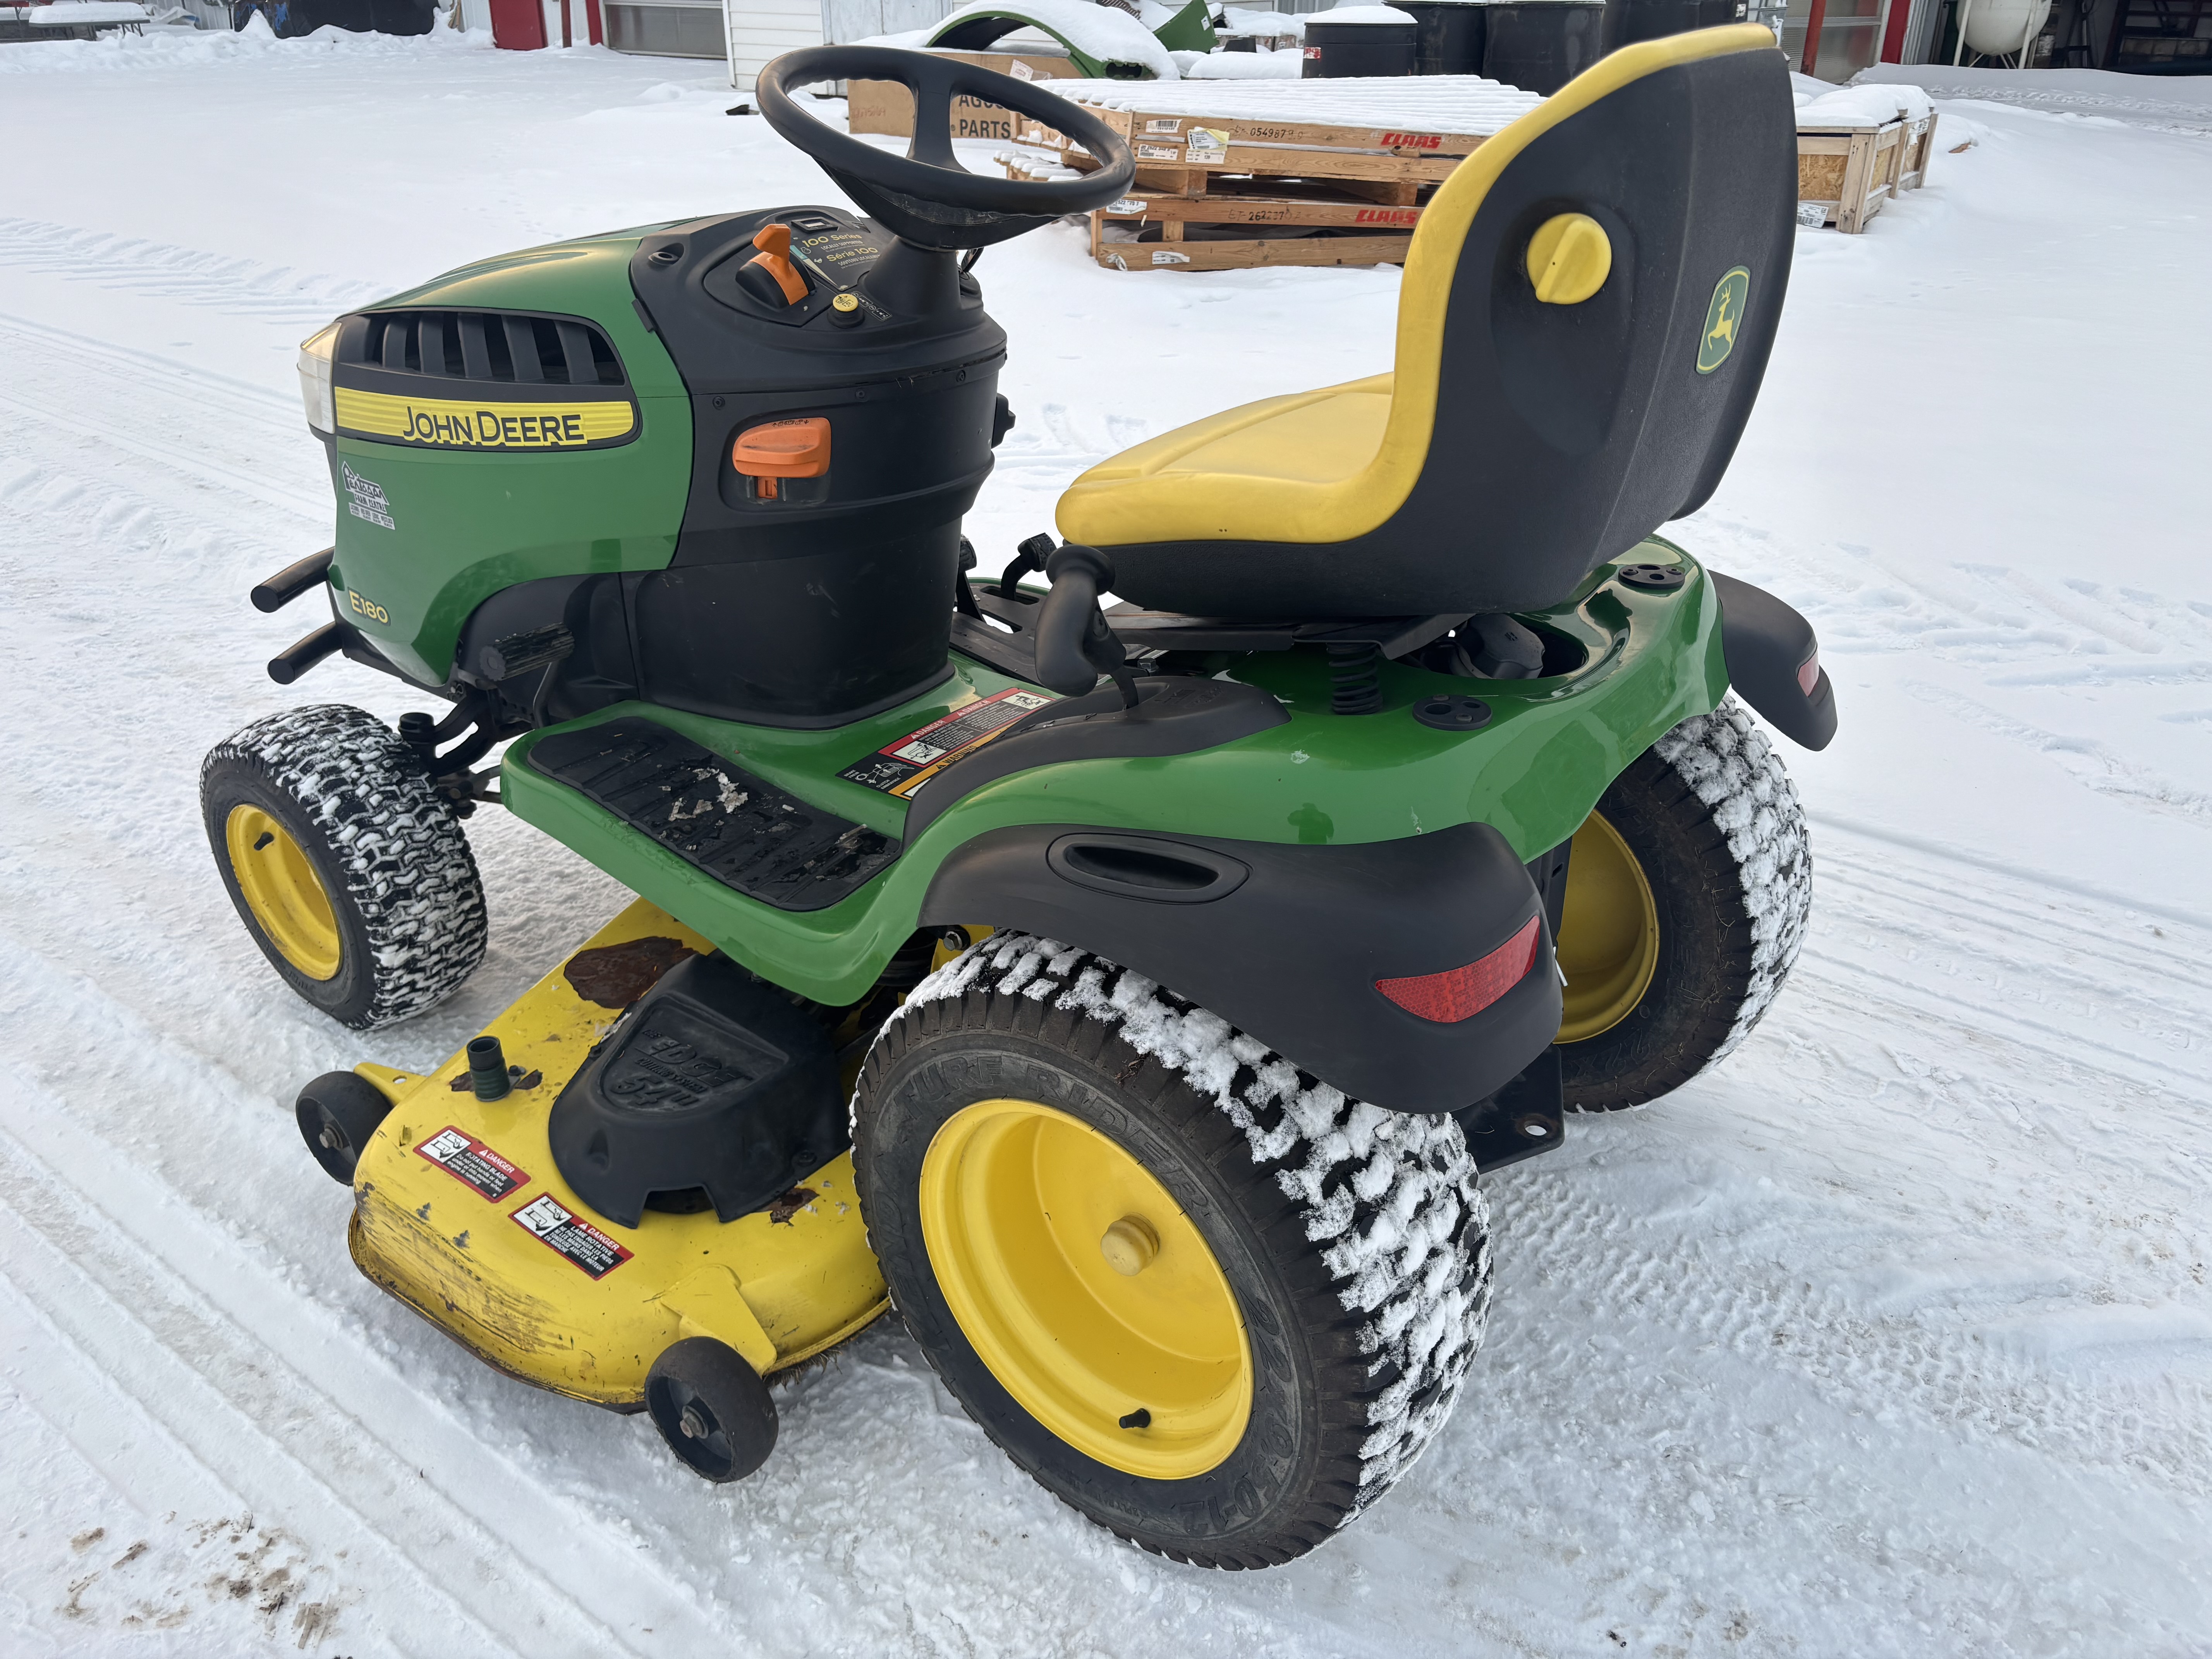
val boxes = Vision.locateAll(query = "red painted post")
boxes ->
[488,0,547,48]
[1800,0,1829,72]
[1878,0,1911,61]
[585,0,601,43]
[560,0,571,44]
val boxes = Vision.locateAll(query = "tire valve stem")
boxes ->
[1119,1408,1151,1431]
[467,1036,512,1102]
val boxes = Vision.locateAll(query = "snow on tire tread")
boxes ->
[203,702,486,1025]
[903,931,1493,1524]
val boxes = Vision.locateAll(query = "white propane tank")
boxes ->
[1958,0,2050,61]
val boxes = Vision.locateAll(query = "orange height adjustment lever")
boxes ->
[730,417,831,501]
[745,223,809,306]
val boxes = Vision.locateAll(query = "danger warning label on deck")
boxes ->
[837,687,1054,799]
[511,1193,633,1279]
[415,1127,529,1202]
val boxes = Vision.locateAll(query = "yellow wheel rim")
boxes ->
[1555,809,1660,1044]
[224,804,342,981]
[919,1099,1253,1480]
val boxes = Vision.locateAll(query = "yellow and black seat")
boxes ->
[1054,26,1798,620]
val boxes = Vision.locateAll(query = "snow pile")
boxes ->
[1185,48,1301,78]
[929,0,1182,79]
[0,15,488,72]
[26,2,154,23]
[1219,6,1305,37]
[1797,80,1935,129]
[1314,3,1418,21]
[1043,70,1542,132]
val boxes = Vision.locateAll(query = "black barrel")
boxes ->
[1302,11,1421,77]
[1395,0,1490,73]
[1612,0,1739,46]
[1482,1,1607,93]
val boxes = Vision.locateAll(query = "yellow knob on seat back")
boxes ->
[1526,212,1612,305]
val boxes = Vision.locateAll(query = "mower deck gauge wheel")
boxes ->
[646,1338,779,1483]
[295,1070,398,1185]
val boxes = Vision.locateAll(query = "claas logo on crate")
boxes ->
[1355,207,1422,227]
[1381,132,1444,150]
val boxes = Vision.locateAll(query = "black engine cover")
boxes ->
[547,953,846,1228]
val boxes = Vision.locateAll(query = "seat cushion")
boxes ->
[1056,373,1409,550]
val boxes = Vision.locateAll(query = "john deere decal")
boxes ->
[333,387,637,452]
[1697,267,1750,375]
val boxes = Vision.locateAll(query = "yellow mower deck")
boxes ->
[347,899,888,1410]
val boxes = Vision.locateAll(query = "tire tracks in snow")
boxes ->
[0,217,384,331]
[0,982,741,1657]
[0,313,330,526]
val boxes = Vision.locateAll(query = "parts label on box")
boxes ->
[415,1127,529,1202]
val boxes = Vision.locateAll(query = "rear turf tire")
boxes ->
[852,934,1491,1569]
[1557,696,1811,1111]
[201,704,487,1029]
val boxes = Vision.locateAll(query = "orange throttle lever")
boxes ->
[743,223,809,306]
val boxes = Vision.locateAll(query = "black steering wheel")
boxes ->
[756,46,1137,251]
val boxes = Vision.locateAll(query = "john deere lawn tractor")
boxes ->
[203,27,1834,1567]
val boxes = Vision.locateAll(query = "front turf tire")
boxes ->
[853,934,1491,1569]
[201,704,487,1029]
[1557,696,1812,1111]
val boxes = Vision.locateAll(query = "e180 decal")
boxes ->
[333,386,637,452]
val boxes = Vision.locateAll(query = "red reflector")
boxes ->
[1796,649,1821,696]
[1375,915,1543,1024]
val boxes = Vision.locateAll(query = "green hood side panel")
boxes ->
[326,234,694,685]
[501,549,1729,1006]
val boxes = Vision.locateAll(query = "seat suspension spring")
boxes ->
[1326,642,1384,716]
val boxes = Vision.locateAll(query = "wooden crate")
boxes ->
[1095,234,1419,273]
[1796,112,1938,234]
[1896,112,1940,192]
[999,77,1540,273]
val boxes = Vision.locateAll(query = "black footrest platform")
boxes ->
[527,718,899,912]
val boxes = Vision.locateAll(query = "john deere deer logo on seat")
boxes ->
[1698,267,1752,375]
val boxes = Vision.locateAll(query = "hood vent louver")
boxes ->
[341,310,627,389]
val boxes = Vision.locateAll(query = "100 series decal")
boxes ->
[333,386,637,452]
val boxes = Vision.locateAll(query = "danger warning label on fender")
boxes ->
[837,687,1054,799]
[415,1127,529,1202]
[512,1194,633,1279]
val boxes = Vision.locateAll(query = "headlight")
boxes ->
[297,322,339,435]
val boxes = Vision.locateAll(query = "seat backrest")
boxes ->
[1368,26,1797,610]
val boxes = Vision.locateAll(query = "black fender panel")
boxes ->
[920,821,1561,1115]
[1712,570,1838,750]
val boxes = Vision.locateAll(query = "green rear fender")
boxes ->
[501,548,1729,1006]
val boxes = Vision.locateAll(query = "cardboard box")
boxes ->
[847,50,1079,143]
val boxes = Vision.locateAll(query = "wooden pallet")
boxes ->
[1796,112,1939,234]
[1094,234,1418,273]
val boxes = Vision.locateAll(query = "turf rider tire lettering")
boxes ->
[1560,695,1812,1111]
[201,703,487,1029]
[852,934,1491,1568]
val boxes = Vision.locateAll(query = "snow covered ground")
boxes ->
[2,29,2208,1658]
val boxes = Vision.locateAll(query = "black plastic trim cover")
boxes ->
[920,820,1560,1113]
[1710,570,1838,750]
